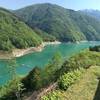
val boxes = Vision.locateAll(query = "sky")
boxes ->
[0,0,100,11]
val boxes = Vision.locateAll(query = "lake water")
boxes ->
[0,42,100,87]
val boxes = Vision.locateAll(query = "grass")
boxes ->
[61,66,100,100]
[41,66,100,100]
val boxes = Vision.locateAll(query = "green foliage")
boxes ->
[94,71,100,78]
[0,77,24,100]
[22,66,44,90]
[44,51,63,82]
[92,66,100,79]
[22,49,100,93]
[0,8,42,52]
[57,69,83,90]
[0,60,25,100]
[41,68,85,100]
[0,35,13,51]
[33,28,56,42]
[68,10,100,41]
[1,49,100,99]
[45,51,62,71]
[13,3,100,42]
[41,90,63,100]
[89,45,100,52]
[55,49,100,79]
[62,50,100,71]
[22,52,63,91]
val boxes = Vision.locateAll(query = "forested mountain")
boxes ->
[12,3,100,42]
[0,8,42,51]
[33,28,56,42]
[78,9,100,20]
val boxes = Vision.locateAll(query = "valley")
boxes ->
[0,3,100,100]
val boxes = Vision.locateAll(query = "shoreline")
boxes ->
[0,40,99,59]
[0,41,61,59]
[13,41,61,58]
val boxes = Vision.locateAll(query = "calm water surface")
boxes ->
[0,42,100,87]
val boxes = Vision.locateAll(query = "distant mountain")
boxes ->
[78,9,100,20]
[0,8,42,51]
[12,3,100,42]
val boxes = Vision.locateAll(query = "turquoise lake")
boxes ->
[0,42,100,87]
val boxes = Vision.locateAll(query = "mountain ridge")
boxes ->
[78,9,100,20]
[12,3,100,42]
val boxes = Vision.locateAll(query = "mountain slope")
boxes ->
[78,9,100,20]
[67,10,100,41]
[13,3,100,42]
[0,8,42,51]
[33,28,56,42]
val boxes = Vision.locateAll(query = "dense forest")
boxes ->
[0,8,42,52]
[33,28,56,42]
[0,47,100,100]
[13,3,100,42]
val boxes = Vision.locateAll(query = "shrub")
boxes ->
[41,90,63,100]
[89,45,100,52]
[57,69,83,90]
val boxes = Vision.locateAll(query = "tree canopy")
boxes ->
[0,8,42,52]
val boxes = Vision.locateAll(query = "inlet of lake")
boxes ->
[0,41,100,87]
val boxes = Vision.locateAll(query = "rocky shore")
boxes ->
[1,40,96,59]
[0,41,61,59]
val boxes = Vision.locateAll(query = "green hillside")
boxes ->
[13,3,100,42]
[33,28,56,42]
[0,8,42,52]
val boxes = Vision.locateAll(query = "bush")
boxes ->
[89,45,100,52]
[41,90,63,100]
[57,69,83,90]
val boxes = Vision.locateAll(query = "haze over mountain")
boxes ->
[78,9,100,20]
[0,8,42,51]
[12,3,100,42]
